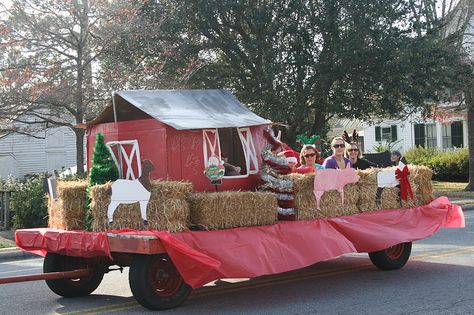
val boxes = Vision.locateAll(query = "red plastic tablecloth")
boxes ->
[15,197,464,288]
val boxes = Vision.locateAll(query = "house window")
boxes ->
[381,127,391,141]
[442,122,464,149]
[376,125,397,142]
[451,121,463,148]
[414,124,425,147]
[442,124,452,148]
[426,124,437,148]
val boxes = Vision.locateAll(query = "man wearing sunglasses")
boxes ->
[322,137,351,169]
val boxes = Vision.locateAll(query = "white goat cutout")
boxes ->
[107,160,154,225]
[107,180,151,223]
[106,140,141,179]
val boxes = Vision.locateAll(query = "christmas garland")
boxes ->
[260,128,297,219]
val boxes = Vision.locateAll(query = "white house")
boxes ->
[363,103,468,153]
[0,127,78,179]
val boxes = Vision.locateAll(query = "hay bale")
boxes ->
[292,173,360,219]
[48,180,88,230]
[356,169,379,212]
[369,165,432,210]
[378,187,401,210]
[409,165,434,205]
[289,165,434,217]
[188,191,277,230]
[91,180,193,232]
[401,182,419,208]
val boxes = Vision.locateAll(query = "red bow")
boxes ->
[395,166,414,201]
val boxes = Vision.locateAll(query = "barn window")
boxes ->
[202,128,257,177]
[106,140,142,179]
[218,128,247,177]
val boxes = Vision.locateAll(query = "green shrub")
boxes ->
[404,146,468,181]
[404,146,437,166]
[9,174,48,229]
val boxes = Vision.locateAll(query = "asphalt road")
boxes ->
[1,211,473,315]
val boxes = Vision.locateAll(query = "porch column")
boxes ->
[436,120,443,149]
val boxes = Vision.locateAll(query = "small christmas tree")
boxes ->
[89,133,119,185]
[85,133,119,230]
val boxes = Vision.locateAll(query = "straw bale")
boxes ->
[401,182,419,208]
[48,180,88,230]
[188,191,277,230]
[356,169,379,212]
[378,187,401,210]
[362,165,433,211]
[408,165,434,205]
[91,180,193,232]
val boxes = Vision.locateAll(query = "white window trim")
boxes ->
[202,128,258,179]
[202,129,222,169]
[106,140,141,179]
[237,127,259,175]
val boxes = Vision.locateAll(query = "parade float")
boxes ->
[1,90,464,311]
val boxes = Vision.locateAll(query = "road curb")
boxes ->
[0,248,39,262]
[461,204,474,211]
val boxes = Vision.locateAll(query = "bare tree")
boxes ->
[0,0,158,175]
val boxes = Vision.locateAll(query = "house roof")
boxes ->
[87,89,271,130]
[327,117,365,139]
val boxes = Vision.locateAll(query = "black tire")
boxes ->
[43,253,105,297]
[129,254,192,310]
[369,242,412,271]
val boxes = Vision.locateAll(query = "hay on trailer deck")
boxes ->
[378,187,401,210]
[357,168,379,213]
[188,191,277,230]
[409,165,434,206]
[48,180,88,230]
[371,165,431,211]
[281,165,434,218]
[90,180,193,232]
[289,173,360,220]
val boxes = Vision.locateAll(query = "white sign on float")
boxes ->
[376,161,406,188]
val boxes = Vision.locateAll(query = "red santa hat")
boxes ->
[286,156,298,164]
[279,150,300,165]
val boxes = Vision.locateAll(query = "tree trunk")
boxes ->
[74,128,86,176]
[465,83,474,191]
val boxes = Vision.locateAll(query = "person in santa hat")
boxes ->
[277,150,300,172]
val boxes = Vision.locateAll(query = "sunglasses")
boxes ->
[333,144,345,148]
[304,153,317,158]
[348,148,359,152]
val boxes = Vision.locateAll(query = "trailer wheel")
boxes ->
[369,242,412,271]
[43,253,105,297]
[129,254,192,310]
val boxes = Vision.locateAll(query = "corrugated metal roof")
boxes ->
[89,89,271,130]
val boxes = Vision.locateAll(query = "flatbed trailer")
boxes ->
[0,197,465,311]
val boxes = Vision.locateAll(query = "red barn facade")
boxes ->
[86,90,271,192]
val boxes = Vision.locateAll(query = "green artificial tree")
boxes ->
[85,133,119,230]
[89,133,119,185]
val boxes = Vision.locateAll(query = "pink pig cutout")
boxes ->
[313,168,360,210]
